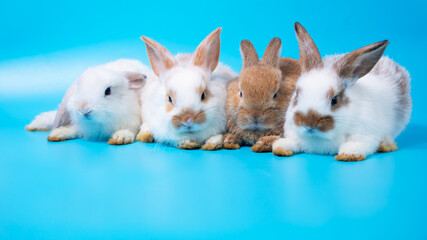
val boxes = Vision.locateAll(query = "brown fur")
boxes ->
[251,135,280,152]
[335,154,366,162]
[47,136,67,142]
[165,90,176,112]
[171,109,207,129]
[293,109,334,132]
[294,22,323,72]
[261,38,281,68]
[178,141,201,150]
[334,40,389,83]
[25,126,50,131]
[240,40,259,68]
[327,88,350,111]
[222,133,241,149]
[108,138,133,145]
[197,85,211,103]
[272,147,294,157]
[225,38,300,146]
[135,132,154,143]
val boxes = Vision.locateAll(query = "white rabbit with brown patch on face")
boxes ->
[272,22,412,161]
[26,59,149,145]
[136,28,237,150]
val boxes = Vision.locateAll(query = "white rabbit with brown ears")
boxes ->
[136,28,237,150]
[272,23,412,161]
[26,59,149,145]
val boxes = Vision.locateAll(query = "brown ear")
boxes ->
[294,22,323,72]
[140,36,176,77]
[240,40,259,68]
[124,72,147,89]
[191,27,222,72]
[261,37,282,68]
[334,40,389,86]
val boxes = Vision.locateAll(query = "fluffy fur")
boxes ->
[223,38,300,152]
[26,59,149,145]
[137,28,237,149]
[272,23,412,161]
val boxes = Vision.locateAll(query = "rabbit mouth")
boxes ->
[177,124,201,134]
[241,123,270,131]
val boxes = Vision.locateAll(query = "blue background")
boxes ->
[1,0,427,239]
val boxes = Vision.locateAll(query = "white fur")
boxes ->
[140,54,236,146]
[205,134,224,145]
[26,110,57,130]
[273,55,412,157]
[29,59,150,142]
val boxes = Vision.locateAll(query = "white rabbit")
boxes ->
[136,28,237,150]
[272,23,412,161]
[26,59,149,145]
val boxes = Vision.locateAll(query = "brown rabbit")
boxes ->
[223,38,301,152]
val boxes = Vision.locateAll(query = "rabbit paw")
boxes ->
[136,132,154,143]
[201,143,221,151]
[178,139,201,150]
[47,127,76,142]
[377,143,398,153]
[108,130,135,145]
[222,134,240,150]
[25,126,50,132]
[272,147,293,157]
[251,136,279,153]
[201,134,222,151]
[335,154,366,162]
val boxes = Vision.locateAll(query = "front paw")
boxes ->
[272,147,293,157]
[47,127,73,142]
[251,136,279,153]
[335,154,366,162]
[201,143,221,151]
[222,134,240,150]
[377,143,398,153]
[178,139,201,150]
[136,132,154,143]
[108,130,135,145]
[47,135,68,142]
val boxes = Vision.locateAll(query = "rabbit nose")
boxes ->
[247,114,265,125]
[181,118,194,127]
[304,126,317,133]
[79,108,93,118]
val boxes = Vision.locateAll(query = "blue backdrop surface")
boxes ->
[1,0,427,239]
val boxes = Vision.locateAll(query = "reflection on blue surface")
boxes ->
[1,0,427,238]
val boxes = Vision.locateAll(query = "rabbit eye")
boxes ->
[168,95,173,104]
[273,92,278,99]
[331,96,338,106]
[201,92,206,101]
[239,91,242,98]
[104,87,111,96]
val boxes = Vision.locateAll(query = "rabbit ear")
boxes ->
[261,37,282,68]
[240,40,259,68]
[294,22,323,72]
[140,36,176,77]
[123,72,147,90]
[192,27,221,72]
[334,40,389,87]
[52,83,76,129]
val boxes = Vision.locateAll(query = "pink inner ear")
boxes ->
[192,28,221,72]
[141,36,177,77]
[126,73,146,89]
